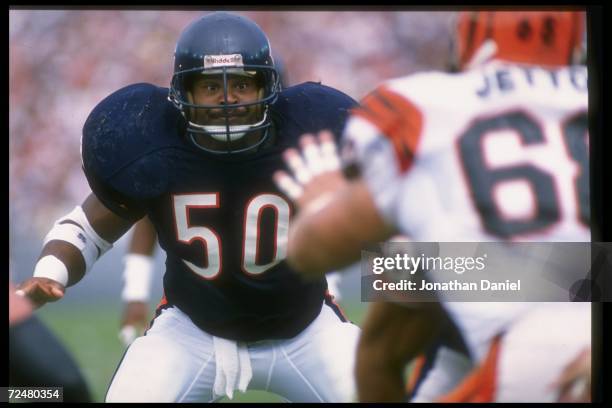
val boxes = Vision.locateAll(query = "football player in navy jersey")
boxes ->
[16,12,360,402]
[116,51,347,347]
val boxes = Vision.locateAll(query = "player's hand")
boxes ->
[550,347,591,402]
[15,277,65,309]
[119,301,150,347]
[274,130,347,210]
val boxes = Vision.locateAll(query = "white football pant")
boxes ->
[495,302,591,402]
[435,302,591,402]
[106,302,360,402]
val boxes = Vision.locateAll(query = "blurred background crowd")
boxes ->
[9,10,455,236]
[9,9,454,298]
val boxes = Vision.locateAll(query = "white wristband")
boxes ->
[33,255,69,287]
[121,254,154,302]
[118,325,138,347]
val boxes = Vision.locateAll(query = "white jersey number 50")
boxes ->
[173,193,290,279]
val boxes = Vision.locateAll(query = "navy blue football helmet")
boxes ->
[272,52,289,89]
[169,12,281,154]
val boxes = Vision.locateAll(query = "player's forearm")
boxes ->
[30,203,115,288]
[356,302,444,402]
[38,240,87,287]
[355,303,412,402]
[287,181,394,278]
[287,216,357,278]
[356,344,406,402]
[20,231,94,308]
[27,195,133,293]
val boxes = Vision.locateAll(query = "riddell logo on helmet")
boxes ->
[204,54,244,68]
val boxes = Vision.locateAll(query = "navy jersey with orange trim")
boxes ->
[81,82,357,341]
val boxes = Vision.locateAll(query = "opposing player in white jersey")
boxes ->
[274,11,591,402]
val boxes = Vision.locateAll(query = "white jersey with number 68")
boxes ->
[342,60,590,365]
[345,60,588,244]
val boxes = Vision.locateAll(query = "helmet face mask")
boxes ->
[169,12,281,155]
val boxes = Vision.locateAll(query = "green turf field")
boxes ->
[36,300,369,402]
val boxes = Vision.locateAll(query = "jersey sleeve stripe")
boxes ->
[352,86,424,172]
[406,354,427,395]
[351,94,396,129]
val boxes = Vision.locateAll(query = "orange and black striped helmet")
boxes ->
[454,11,585,69]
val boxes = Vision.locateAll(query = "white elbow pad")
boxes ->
[42,206,113,273]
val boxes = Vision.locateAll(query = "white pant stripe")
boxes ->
[280,346,324,402]
[265,343,277,392]
[178,353,214,403]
